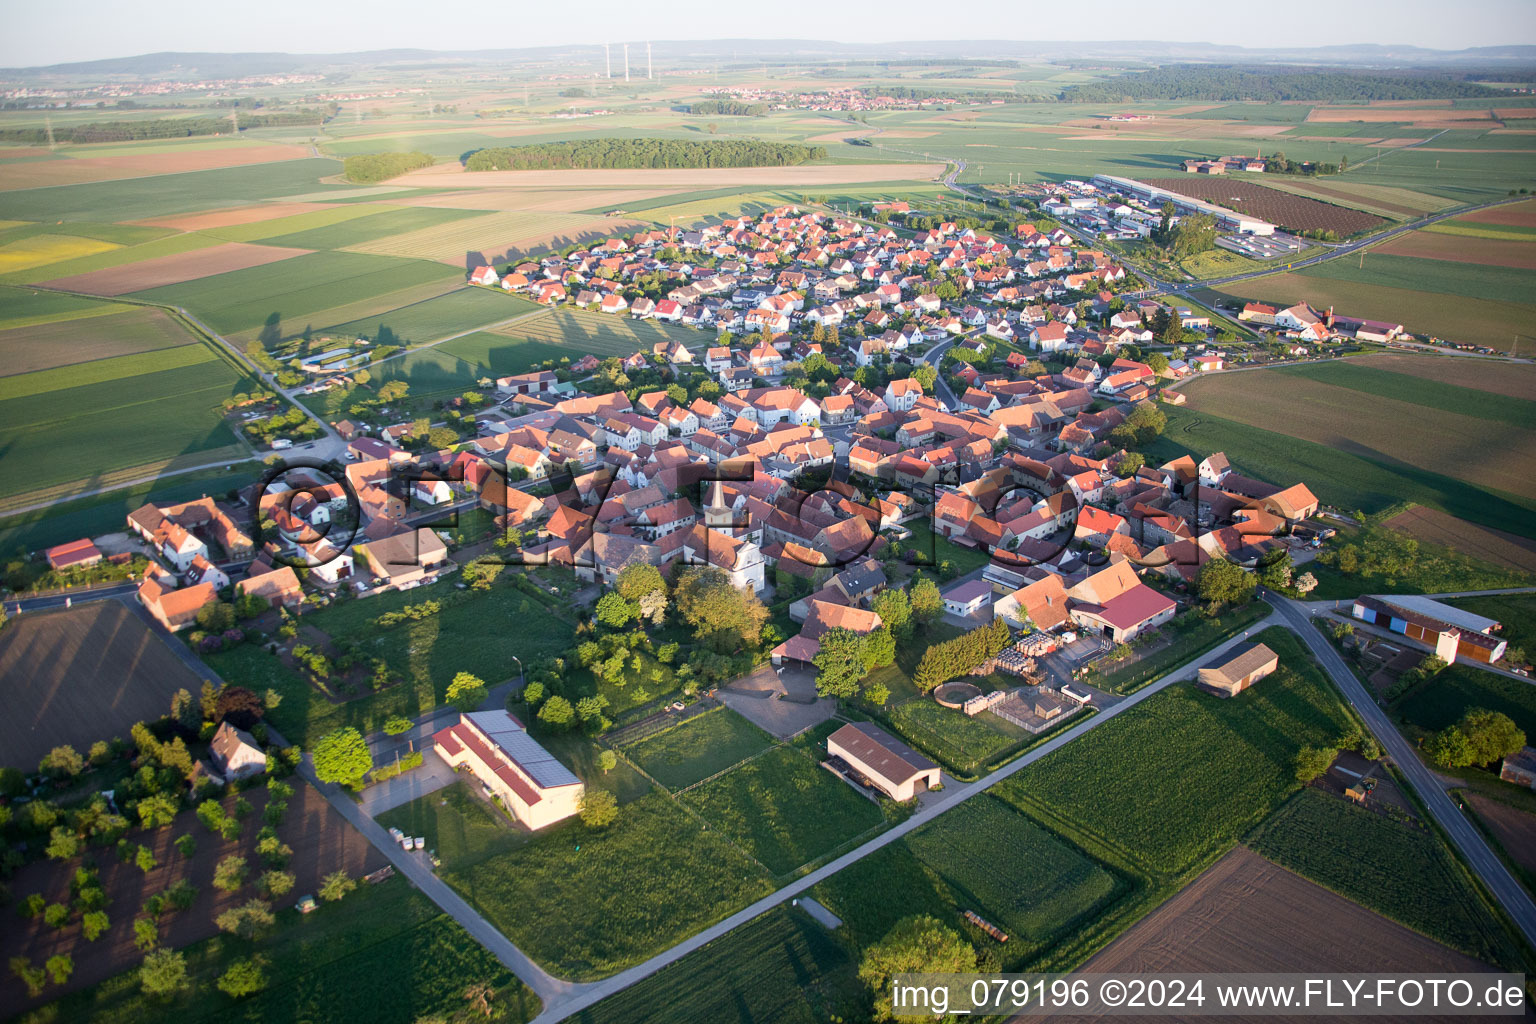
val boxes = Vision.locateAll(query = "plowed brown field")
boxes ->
[39,240,310,295]
[1465,794,1536,876]
[136,201,341,231]
[1025,847,1491,1024]
[0,143,313,190]
[1377,230,1536,269]
[1384,506,1536,574]
[1459,199,1536,228]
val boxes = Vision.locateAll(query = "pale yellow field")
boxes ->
[0,235,119,273]
[345,210,647,264]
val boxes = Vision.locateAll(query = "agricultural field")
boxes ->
[129,250,461,336]
[10,872,538,1024]
[1141,177,1386,234]
[0,284,131,330]
[1063,845,1494,991]
[1339,352,1536,400]
[621,705,774,790]
[253,204,485,250]
[318,286,538,346]
[0,141,316,190]
[446,791,775,980]
[1247,789,1520,965]
[1165,366,1536,526]
[0,231,225,287]
[0,602,209,771]
[39,240,311,295]
[0,305,199,375]
[993,628,1354,879]
[574,905,863,1024]
[883,698,1033,776]
[1253,177,1455,219]
[346,209,649,264]
[1301,250,1536,306]
[1383,506,1536,576]
[1375,229,1536,270]
[681,744,887,876]
[0,331,253,505]
[0,232,120,273]
[190,203,392,244]
[1273,360,1536,430]
[1394,663,1536,739]
[0,157,346,222]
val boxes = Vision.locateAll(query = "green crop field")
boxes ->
[1304,252,1536,307]
[447,791,775,980]
[3,231,224,286]
[994,628,1354,879]
[256,204,484,249]
[1177,103,1315,122]
[0,283,130,330]
[9,879,539,1024]
[131,250,461,335]
[575,905,864,1024]
[1248,789,1522,965]
[0,306,200,376]
[197,203,391,243]
[320,286,537,345]
[1393,663,1536,738]
[0,157,345,222]
[1145,403,1536,540]
[1273,361,1536,430]
[903,795,1123,952]
[210,575,576,746]
[0,337,253,503]
[884,699,1033,776]
[682,745,887,876]
[622,705,774,790]
[1426,220,1536,242]
[0,219,172,248]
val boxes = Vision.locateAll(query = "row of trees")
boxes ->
[689,100,769,116]
[912,618,1013,692]
[465,139,828,171]
[0,111,324,146]
[1060,66,1502,104]
[342,151,435,184]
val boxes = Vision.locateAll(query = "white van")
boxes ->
[270,438,293,450]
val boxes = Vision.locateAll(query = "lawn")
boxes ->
[447,791,775,980]
[1090,601,1271,694]
[682,745,887,876]
[994,628,1355,879]
[0,157,346,222]
[898,520,995,576]
[212,576,577,746]
[0,339,253,503]
[375,780,532,872]
[621,705,774,790]
[1393,663,1536,739]
[11,880,540,1024]
[883,699,1033,777]
[1143,405,1536,540]
[571,905,864,1024]
[1247,788,1522,966]
[131,250,461,336]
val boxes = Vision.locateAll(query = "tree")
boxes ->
[319,871,357,902]
[383,715,413,736]
[598,750,618,774]
[1197,558,1254,607]
[595,591,639,629]
[858,915,976,1021]
[217,957,268,999]
[312,727,373,789]
[871,588,912,641]
[1294,745,1337,782]
[170,688,200,731]
[258,870,296,899]
[1146,352,1170,375]
[814,628,870,699]
[1426,726,1474,769]
[579,788,618,827]
[44,902,70,928]
[212,854,248,894]
[910,575,943,625]
[216,900,275,940]
[196,600,237,634]
[39,745,84,780]
[1111,452,1144,478]
[45,826,80,861]
[674,566,770,651]
[864,681,891,706]
[45,954,73,985]
[1256,549,1294,591]
[135,845,156,874]
[140,948,189,999]
[446,672,489,712]
[537,695,575,729]
[82,910,110,941]
[214,685,265,730]
[862,627,897,673]
[1459,708,1526,766]
[10,957,46,998]
[133,918,158,952]
[427,425,460,450]
[616,564,667,624]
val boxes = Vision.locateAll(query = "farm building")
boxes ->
[1069,582,1176,643]
[942,578,993,618]
[136,576,215,632]
[826,722,941,801]
[210,721,266,780]
[1350,595,1505,666]
[434,710,585,831]
[44,538,103,571]
[357,529,449,588]
[1196,642,1279,698]
[1500,747,1536,789]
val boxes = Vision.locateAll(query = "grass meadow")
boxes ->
[621,705,774,790]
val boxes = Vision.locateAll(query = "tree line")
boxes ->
[1060,66,1504,103]
[464,139,827,171]
[342,151,435,184]
[689,100,769,116]
[0,112,324,146]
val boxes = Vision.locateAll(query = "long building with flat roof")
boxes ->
[434,710,584,830]
[1091,175,1277,236]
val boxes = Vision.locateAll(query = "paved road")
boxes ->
[1271,595,1536,950]
[529,616,1278,1024]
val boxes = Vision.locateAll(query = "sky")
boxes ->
[4,0,1535,67]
